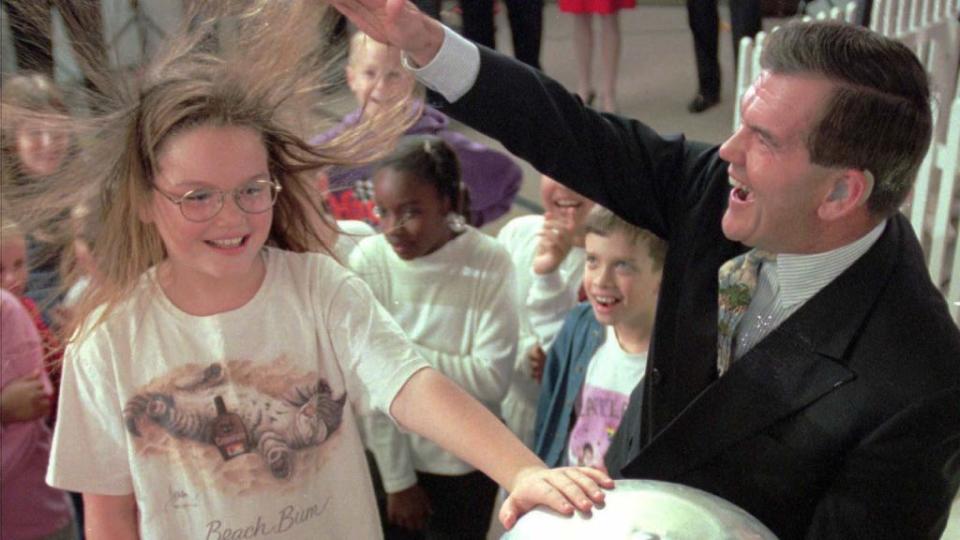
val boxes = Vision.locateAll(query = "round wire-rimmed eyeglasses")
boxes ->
[154,178,283,222]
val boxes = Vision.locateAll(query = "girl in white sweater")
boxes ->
[350,135,519,539]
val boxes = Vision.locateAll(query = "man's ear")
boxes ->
[818,169,874,221]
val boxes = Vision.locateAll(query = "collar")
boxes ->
[772,221,887,307]
[383,227,474,266]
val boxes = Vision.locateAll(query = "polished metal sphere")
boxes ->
[502,479,777,540]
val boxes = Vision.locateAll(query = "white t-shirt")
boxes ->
[496,215,585,447]
[47,248,428,540]
[566,326,647,468]
[349,228,518,491]
[334,220,376,261]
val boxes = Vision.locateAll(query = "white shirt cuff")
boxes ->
[404,24,480,103]
[531,266,566,290]
[382,472,419,494]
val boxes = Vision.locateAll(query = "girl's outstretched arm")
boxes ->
[83,493,139,540]
[390,367,614,529]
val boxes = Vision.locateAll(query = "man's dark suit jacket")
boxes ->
[436,46,960,539]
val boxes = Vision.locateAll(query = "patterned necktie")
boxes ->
[717,249,775,376]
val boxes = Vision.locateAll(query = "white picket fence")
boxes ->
[736,0,960,324]
[0,0,180,81]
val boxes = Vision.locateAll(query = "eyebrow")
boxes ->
[168,172,271,189]
[583,251,638,263]
[745,121,780,147]
[737,92,782,147]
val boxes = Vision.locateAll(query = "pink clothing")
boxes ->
[1,290,73,539]
[558,0,636,14]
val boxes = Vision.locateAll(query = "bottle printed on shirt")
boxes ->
[211,395,250,460]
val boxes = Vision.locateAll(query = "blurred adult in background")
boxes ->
[460,0,543,70]
[561,0,636,113]
[685,0,760,113]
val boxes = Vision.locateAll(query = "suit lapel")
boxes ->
[624,218,903,480]
[623,335,855,479]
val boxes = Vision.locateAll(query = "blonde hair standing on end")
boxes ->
[0,1,418,342]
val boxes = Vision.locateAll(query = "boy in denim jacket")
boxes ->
[534,206,666,467]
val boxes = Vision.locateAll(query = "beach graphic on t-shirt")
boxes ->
[123,358,346,490]
[567,385,631,468]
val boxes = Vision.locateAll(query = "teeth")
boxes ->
[595,296,618,304]
[209,237,243,248]
[729,178,752,194]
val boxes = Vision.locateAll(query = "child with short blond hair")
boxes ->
[534,206,666,468]
[312,32,521,227]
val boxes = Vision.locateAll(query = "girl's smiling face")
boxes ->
[373,167,454,260]
[143,124,274,296]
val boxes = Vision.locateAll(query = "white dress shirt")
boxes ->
[735,221,887,359]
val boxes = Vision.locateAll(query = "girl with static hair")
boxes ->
[0,3,609,539]
[350,135,519,538]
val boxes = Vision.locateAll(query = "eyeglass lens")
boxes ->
[180,179,278,221]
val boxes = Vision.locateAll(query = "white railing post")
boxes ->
[909,94,940,240]
[929,94,960,288]
[844,2,859,23]
[733,35,755,130]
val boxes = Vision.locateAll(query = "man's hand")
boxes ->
[328,0,444,66]
[532,212,577,275]
[0,371,51,425]
[527,344,546,383]
[499,466,613,530]
[387,483,431,531]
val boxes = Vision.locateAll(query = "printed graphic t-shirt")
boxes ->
[566,326,647,468]
[47,248,428,540]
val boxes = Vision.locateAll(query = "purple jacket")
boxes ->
[310,104,522,226]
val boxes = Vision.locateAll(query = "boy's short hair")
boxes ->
[583,206,667,271]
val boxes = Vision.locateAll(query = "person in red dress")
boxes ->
[559,0,636,113]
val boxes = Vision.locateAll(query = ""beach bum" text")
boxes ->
[205,499,330,540]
